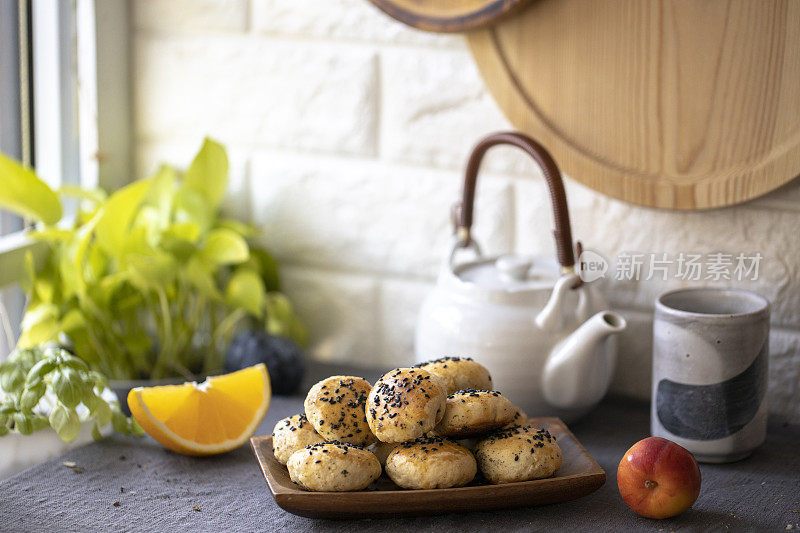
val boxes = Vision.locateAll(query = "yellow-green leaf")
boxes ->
[225,268,265,317]
[59,308,86,333]
[58,185,107,204]
[94,178,152,256]
[164,222,201,243]
[182,257,221,300]
[199,228,249,265]
[18,304,59,348]
[173,187,212,235]
[0,152,62,224]
[184,138,228,210]
[146,165,177,219]
[216,218,257,238]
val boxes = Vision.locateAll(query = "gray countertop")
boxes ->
[1,364,798,532]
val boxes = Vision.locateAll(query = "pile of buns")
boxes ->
[271,357,562,492]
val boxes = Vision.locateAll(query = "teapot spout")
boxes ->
[541,311,626,410]
[535,274,581,331]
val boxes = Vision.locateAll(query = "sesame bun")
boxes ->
[304,376,375,446]
[367,368,447,443]
[502,403,530,429]
[475,425,562,484]
[287,441,381,492]
[385,435,477,489]
[414,357,492,395]
[272,414,325,465]
[435,389,516,438]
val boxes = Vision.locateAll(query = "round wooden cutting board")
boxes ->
[468,0,800,209]
[367,0,528,33]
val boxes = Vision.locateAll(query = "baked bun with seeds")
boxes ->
[414,357,492,395]
[475,425,562,483]
[435,389,516,438]
[304,376,375,446]
[287,441,381,492]
[502,403,529,429]
[367,368,447,443]
[385,435,477,489]
[272,414,325,465]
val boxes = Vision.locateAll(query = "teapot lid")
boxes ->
[453,254,559,292]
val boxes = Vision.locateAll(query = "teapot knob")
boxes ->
[496,255,533,282]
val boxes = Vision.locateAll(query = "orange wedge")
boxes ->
[127,364,271,456]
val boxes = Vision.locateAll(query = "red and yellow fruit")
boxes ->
[617,436,701,519]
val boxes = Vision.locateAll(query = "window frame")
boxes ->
[0,0,132,290]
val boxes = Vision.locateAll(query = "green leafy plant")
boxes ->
[0,138,305,383]
[0,346,142,441]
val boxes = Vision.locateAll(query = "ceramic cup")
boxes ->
[652,288,769,463]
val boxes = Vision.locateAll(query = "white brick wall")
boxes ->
[132,0,800,422]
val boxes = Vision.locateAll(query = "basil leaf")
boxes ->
[1,366,26,394]
[111,409,128,434]
[60,355,89,374]
[19,382,46,410]
[49,404,80,442]
[26,359,57,384]
[31,415,50,431]
[130,418,145,437]
[89,395,112,426]
[14,413,34,435]
[53,368,83,408]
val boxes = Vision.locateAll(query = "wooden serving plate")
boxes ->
[468,0,800,209]
[250,417,605,519]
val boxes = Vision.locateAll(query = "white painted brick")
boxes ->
[251,0,461,47]
[134,36,378,155]
[280,267,380,364]
[608,309,653,401]
[515,177,800,328]
[381,49,534,174]
[377,278,434,367]
[133,0,247,33]
[249,153,514,278]
[135,141,250,219]
[768,329,800,423]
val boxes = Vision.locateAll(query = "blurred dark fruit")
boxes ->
[225,331,305,395]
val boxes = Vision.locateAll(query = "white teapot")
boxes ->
[415,132,626,422]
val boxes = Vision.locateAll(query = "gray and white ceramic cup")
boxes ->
[652,288,769,463]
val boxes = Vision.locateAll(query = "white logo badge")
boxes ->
[578,250,608,282]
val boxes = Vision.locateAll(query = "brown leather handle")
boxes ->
[456,131,576,269]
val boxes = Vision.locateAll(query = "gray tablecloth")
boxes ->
[1,365,798,532]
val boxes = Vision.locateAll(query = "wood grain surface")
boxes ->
[468,0,800,209]
[251,417,605,519]
[366,0,528,33]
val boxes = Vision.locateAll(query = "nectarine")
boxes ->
[617,436,701,519]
